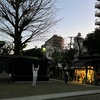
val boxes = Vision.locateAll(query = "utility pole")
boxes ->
[68,36,74,50]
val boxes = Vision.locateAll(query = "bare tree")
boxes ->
[0,0,57,55]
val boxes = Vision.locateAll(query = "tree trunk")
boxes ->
[14,37,22,55]
[14,2,21,55]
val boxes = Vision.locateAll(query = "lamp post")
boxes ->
[42,47,46,60]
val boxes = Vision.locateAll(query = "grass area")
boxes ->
[0,79,100,99]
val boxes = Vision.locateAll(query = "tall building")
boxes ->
[45,35,64,49]
[95,0,100,27]
[44,35,64,60]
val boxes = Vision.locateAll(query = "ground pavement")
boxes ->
[1,79,100,100]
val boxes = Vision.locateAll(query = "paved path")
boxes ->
[2,89,100,100]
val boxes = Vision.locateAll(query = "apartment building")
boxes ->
[95,0,100,27]
[44,35,64,60]
[45,35,64,49]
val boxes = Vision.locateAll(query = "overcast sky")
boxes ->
[25,0,96,49]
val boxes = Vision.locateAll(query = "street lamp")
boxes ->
[42,47,46,52]
[42,47,46,60]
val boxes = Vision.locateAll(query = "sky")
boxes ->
[25,0,96,49]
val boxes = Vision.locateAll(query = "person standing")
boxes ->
[32,64,39,87]
[64,71,68,84]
